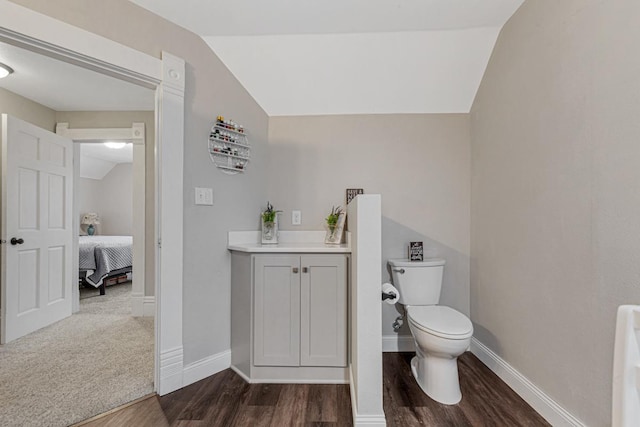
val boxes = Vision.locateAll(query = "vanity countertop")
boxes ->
[228,231,351,253]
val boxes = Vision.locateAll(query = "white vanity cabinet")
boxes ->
[254,254,347,368]
[253,255,301,367]
[230,250,349,383]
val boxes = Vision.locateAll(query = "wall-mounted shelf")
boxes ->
[209,136,249,148]
[209,119,249,174]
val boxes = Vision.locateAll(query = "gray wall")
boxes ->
[470,0,640,425]
[56,111,155,296]
[77,177,101,234]
[97,163,133,235]
[78,163,133,236]
[268,114,470,336]
[14,0,271,364]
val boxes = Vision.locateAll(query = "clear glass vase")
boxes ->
[324,212,345,245]
[325,225,339,244]
[261,216,278,244]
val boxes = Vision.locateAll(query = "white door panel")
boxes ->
[48,174,65,229]
[18,249,39,313]
[18,168,38,229]
[1,114,73,344]
[48,246,65,302]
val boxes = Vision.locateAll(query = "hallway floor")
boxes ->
[0,282,153,427]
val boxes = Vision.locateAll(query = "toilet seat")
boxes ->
[407,306,473,339]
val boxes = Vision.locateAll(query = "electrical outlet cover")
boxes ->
[292,210,301,225]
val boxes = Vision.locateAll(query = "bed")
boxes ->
[79,235,133,295]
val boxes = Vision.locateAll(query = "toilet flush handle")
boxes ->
[392,268,405,274]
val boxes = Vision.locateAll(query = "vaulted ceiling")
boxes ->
[131,0,524,115]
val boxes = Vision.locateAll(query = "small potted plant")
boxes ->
[261,201,281,244]
[325,205,346,245]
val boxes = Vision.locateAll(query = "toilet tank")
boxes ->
[388,258,445,305]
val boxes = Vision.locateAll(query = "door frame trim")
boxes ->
[56,122,147,317]
[0,0,185,395]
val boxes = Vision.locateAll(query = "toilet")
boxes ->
[388,258,473,405]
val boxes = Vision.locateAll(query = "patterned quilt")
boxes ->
[79,236,132,287]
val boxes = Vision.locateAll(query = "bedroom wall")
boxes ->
[77,176,102,234]
[78,163,133,236]
[13,0,271,365]
[97,163,133,235]
[0,86,55,131]
[470,0,640,424]
[56,111,155,297]
[268,114,471,340]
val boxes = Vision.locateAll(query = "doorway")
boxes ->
[0,115,154,426]
[56,121,150,316]
[0,1,186,420]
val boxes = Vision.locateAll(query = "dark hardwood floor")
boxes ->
[383,353,550,426]
[76,352,549,427]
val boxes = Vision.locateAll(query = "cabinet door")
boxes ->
[254,255,301,366]
[300,255,347,367]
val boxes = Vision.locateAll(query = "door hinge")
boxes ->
[157,238,162,248]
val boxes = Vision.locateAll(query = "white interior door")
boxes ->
[1,114,73,344]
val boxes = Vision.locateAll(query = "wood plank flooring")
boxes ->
[383,352,550,426]
[76,352,550,427]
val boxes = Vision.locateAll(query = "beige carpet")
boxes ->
[0,283,154,427]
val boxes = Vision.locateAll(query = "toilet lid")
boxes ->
[407,306,473,339]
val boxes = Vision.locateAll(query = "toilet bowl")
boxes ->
[387,258,473,405]
[407,305,473,404]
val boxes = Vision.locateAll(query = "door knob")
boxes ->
[302,267,308,273]
[10,237,24,245]
[292,267,299,274]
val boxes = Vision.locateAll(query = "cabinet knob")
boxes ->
[292,267,299,274]
[302,267,308,273]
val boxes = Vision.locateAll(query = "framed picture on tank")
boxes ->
[409,241,424,261]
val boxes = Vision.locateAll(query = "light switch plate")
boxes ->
[195,187,213,205]
[292,210,301,225]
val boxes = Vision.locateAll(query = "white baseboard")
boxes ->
[349,365,387,426]
[231,362,344,385]
[158,346,184,396]
[230,364,348,384]
[230,364,251,383]
[142,296,155,317]
[131,292,143,317]
[382,335,415,352]
[183,350,231,387]
[236,378,348,385]
[470,338,585,427]
[132,293,155,317]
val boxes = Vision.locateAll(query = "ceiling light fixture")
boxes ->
[104,142,127,149]
[0,62,14,79]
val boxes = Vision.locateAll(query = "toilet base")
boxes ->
[411,354,462,405]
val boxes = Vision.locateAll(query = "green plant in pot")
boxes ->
[325,206,344,243]
[262,202,279,225]
[261,201,281,243]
